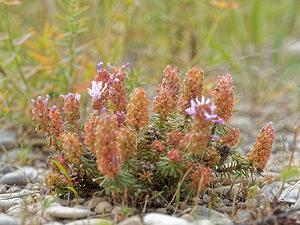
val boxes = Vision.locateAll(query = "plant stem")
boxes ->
[69,0,75,89]
[4,5,30,99]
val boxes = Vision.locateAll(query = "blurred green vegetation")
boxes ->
[0,0,299,126]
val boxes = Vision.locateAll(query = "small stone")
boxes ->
[196,205,233,225]
[83,197,106,209]
[118,216,143,225]
[45,206,95,219]
[73,205,87,210]
[95,201,113,214]
[0,165,18,174]
[6,205,23,216]
[261,181,300,203]
[0,172,27,185]
[143,213,190,225]
[0,198,23,211]
[213,185,241,199]
[0,167,38,185]
[0,131,17,150]
[65,218,113,225]
[202,194,210,204]
[0,214,22,225]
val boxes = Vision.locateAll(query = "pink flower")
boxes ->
[60,93,81,124]
[185,96,211,116]
[185,96,224,125]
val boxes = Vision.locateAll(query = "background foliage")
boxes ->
[0,0,300,126]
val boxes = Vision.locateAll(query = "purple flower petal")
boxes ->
[210,135,220,140]
[75,93,81,102]
[123,62,130,68]
[101,106,106,114]
[213,117,225,125]
[203,110,217,120]
[107,62,113,69]
[97,61,103,69]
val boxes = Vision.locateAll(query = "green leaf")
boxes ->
[13,32,33,46]
[52,159,79,201]
[67,186,79,200]
[3,53,16,65]
[280,167,299,181]
[52,160,72,186]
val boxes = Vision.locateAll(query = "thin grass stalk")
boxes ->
[4,5,30,99]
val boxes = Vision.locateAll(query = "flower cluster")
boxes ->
[184,96,224,155]
[32,61,276,207]
[93,62,129,114]
[61,132,84,165]
[88,80,109,112]
[31,95,50,133]
[48,106,64,150]
[247,122,274,169]
[117,127,136,160]
[126,88,149,131]
[109,65,128,114]
[153,66,181,118]
[60,93,81,124]
[84,115,100,153]
[178,66,204,115]
[213,74,234,122]
[45,171,66,192]
[95,114,122,178]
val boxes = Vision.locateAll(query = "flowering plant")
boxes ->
[32,62,274,209]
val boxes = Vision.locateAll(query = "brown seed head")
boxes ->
[247,122,274,169]
[95,114,121,178]
[178,66,204,115]
[117,127,136,160]
[48,106,64,151]
[126,88,149,130]
[213,74,234,122]
[153,65,181,118]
